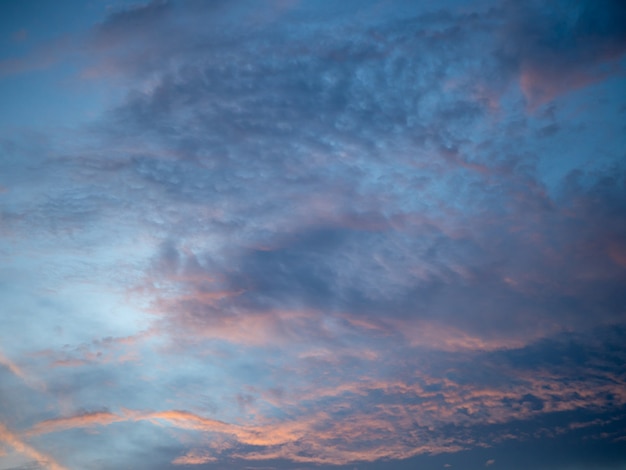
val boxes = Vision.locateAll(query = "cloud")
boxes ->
[0,39,65,77]
[0,422,68,470]
[0,351,28,382]
[498,0,626,108]
[171,450,217,465]
[20,327,626,466]
[26,411,126,437]
[138,163,626,351]
[23,407,461,465]
[0,350,45,391]
[68,0,625,357]
[34,330,156,369]
[11,29,28,43]
[1,1,626,469]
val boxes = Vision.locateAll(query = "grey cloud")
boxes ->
[143,163,626,348]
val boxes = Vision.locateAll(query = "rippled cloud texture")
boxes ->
[1,1,626,469]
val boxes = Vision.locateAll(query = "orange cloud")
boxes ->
[172,450,217,465]
[0,351,28,381]
[27,411,126,437]
[0,350,46,391]
[0,422,68,470]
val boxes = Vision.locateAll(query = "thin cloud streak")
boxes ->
[0,350,46,392]
[0,422,68,470]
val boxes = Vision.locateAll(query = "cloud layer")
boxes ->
[1,1,626,469]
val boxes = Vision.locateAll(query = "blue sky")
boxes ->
[1,1,626,469]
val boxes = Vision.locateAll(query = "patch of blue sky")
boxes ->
[0,0,139,130]
[0,64,123,130]
[0,232,155,361]
[0,0,142,48]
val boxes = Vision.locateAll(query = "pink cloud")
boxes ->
[519,62,614,111]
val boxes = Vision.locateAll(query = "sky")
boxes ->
[0,0,626,469]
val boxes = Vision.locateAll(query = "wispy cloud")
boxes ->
[19,330,626,465]
[0,422,68,470]
[0,350,46,392]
